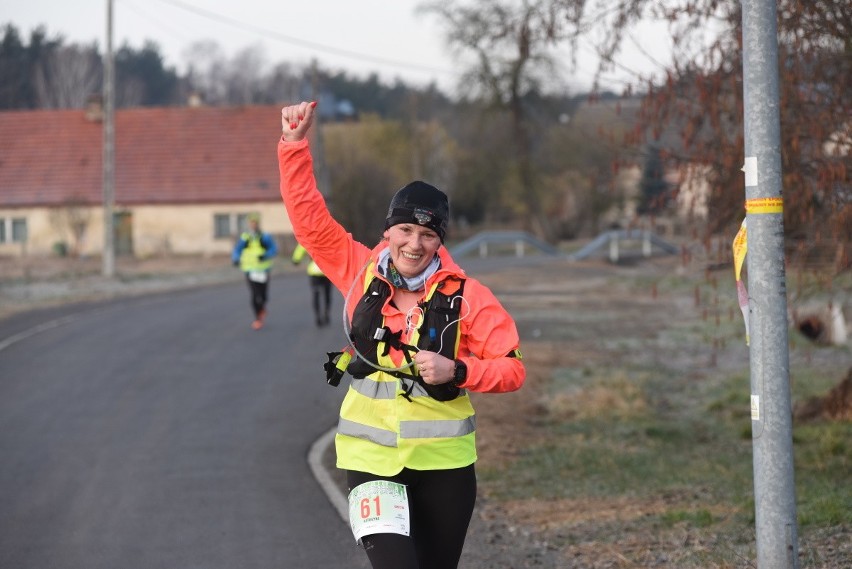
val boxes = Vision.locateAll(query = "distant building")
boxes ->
[563,97,711,237]
[0,104,293,258]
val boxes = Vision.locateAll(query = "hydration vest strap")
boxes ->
[339,272,466,401]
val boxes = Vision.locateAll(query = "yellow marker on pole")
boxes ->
[732,219,750,344]
[732,196,784,344]
[745,196,784,214]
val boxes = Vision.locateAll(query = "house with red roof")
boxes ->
[0,103,293,258]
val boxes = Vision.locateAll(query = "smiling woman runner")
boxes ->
[278,101,525,569]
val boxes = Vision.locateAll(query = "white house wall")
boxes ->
[0,203,292,258]
[131,203,291,257]
[674,164,711,221]
[0,207,59,257]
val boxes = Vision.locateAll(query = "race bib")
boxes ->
[248,270,268,283]
[348,480,410,543]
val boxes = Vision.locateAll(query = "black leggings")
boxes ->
[347,465,477,569]
[244,274,268,317]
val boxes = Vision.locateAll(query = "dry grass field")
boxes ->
[468,255,850,568]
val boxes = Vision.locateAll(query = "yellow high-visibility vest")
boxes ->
[291,244,325,277]
[239,233,273,272]
[335,272,477,476]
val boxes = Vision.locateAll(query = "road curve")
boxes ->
[0,274,370,569]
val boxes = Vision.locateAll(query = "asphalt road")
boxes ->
[0,273,371,569]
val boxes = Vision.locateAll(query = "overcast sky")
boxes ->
[1,0,672,96]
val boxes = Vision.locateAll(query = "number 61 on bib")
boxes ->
[347,480,410,543]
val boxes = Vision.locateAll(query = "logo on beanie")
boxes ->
[413,207,433,226]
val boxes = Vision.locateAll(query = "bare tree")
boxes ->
[325,119,422,243]
[265,62,304,104]
[224,45,267,104]
[420,0,588,242]
[183,40,229,105]
[584,0,850,272]
[34,44,101,109]
[115,76,144,107]
[184,41,287,105]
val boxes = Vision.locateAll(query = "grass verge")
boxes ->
[477,260,850,568]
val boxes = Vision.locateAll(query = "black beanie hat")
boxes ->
[385,181,449,242]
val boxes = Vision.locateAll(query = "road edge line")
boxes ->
[307,426,348,523]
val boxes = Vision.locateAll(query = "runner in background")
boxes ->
[291,243,333,327]
[231,213,277,330]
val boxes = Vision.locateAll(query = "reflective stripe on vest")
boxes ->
[400,416,476,439]
[338,418,398,447]
[338,415,477,445]
[350,376,467,400]
[350,377,397,399]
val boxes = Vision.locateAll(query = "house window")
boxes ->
[0,217,26,243]
[214,213,255,239]
[236,213,250,234]
[11,218,27,242]
[214,214,232,239]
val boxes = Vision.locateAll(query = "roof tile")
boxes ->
[0,105,284,207]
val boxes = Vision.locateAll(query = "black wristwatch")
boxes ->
[452,359,467,386]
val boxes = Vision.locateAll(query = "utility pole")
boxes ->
[102,0,116,277]
[740,1,798,567]
[310,61,331,206]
